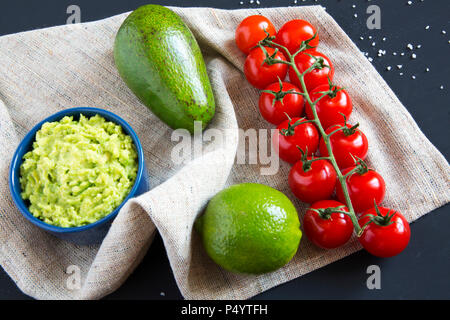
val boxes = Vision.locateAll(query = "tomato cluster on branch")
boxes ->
[235,15,410,258]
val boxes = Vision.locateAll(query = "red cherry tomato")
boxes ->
[306,85,353,130]
[273,117,319,164]
[358,206,411,258]
[336,165,386,213]
[275,19,319,55]
[289,51,335,93]
[244,46,288,89]
[303,200,353,249]
[259,81,304,125]
[319,123,369,169]
[235,15,276,54]
[289,158,337,204]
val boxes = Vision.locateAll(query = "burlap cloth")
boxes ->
[0,6,449,300]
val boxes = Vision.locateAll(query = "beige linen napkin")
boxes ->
[0,6,449,300]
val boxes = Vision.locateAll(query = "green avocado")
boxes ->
[114,5,215,133]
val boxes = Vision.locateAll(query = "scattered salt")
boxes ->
[377,49,386,57]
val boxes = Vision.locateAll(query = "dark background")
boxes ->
[0,0,449,300]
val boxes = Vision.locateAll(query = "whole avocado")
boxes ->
[114,5,215,133]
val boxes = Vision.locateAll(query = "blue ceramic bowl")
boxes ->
[9,107,149,245]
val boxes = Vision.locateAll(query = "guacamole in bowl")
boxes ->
[9,107,148,244]
[19,114,138,228]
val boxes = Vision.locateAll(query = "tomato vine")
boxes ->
[259,34,363,235]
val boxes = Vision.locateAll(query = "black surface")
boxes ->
[0,0,449,300]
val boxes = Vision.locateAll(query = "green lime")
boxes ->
[195,183,302,274]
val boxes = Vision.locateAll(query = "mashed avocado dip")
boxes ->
[20,114,138,228]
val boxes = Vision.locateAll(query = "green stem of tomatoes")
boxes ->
[266,40,362,235]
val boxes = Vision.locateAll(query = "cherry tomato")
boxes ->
[358,206,411,258]
[306,85,353,130]
[289,158,337,204]
[235,15,276,54]
[273,117,319,164]
[289,51,334,93]
[336,165,386,213]
[244,46,288,89]
[259,81,304,125]
[303,200,353,249]
[275,19,319,55]
[319,123,369,169]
